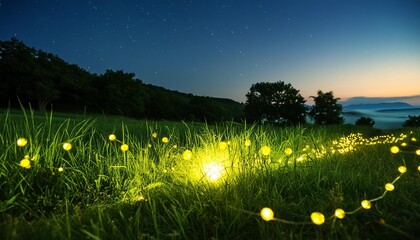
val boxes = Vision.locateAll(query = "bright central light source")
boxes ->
[203,162,224,181]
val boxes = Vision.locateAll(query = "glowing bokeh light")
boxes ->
[361,200,372,209]
[284,148,293,156]
[311,212,325,225]
[182,150,193,160]
[120,144,129,152]
[260,146,271,156]
[260,207,274,221]
[385,183,394,192]
[203,162,224,181]
[17,138,28,147]
[108,134,116,141]
[19,159,31,169]
[334,208,346,219]
[390,146,399,154]
[62,143,72,151]
[398,166,407,174]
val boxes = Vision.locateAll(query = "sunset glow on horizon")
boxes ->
[1,1,419,104]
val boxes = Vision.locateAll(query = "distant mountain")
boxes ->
[343,102,413,111]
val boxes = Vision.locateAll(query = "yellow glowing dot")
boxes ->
[121,144,129,152]
[398,166,407,174]
[260,146,271,156]
[418,166,420,171]
[148,144,152,148]
[152,132,157,138]
[62,143,72,151]
[162,137,169,143]
[108,134,116,141]
[284,148,293,156]
[17,138,28,147]
[58,167,64,172]
[401,142,407,147]
[412,137,417,142]
[416,149,420,155]
[390,146,399,154]
[20,159,31,169]
[260,207,274,221]
[245,139,251,147]
[385,183,394,191]
[219,141,228,150]
[182,150,192,160]
[361,200,371,209]
[334,208,346,219]
[311,212,325,225]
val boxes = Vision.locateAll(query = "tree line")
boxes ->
[4,37,414,127]
[0,37,244,122]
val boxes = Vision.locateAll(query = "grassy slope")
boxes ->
[0,108,419,239]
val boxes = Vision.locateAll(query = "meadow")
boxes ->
[0,108,419,239]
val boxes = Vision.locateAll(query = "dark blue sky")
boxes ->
[1,0,420,104]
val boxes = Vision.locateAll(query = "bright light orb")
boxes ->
[361,200,371,209]
[311,212,325,225]
[62,143,72,151]
[385,183,394,192]
[219,141,228,150]
[162,137,169,143]
[334,208,346,219]
[260,146,271,156]
[412,137,417,142]
[260,207,274,221]
[401,142,407,147]
[152,132,157,138]
[203,162,224,181]
[417,166,420,171]
[284,148,293,156]
[121,144,129,152]
[398,166,407,174]
[244,139,251,147]
[20,159,31,169]
[390,146,399,154]
[58,167,64,172]
[182,150,192,160]
[17,138,28,147]
[415,149,420,156]
[108,134,116,141]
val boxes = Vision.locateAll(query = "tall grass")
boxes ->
[0,108,419,239]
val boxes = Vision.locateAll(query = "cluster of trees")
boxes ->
[244,81,344,126]
[0,38,243,122]
[243,81,419,128]
[2,38,416,128]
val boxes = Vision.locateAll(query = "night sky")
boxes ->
[1,0,420,104]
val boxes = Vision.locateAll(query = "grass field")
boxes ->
[0,108,419,239]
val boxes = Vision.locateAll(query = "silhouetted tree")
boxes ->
[355,117,375,127]
[244,81,307,125]
[402,115,420,127]
[309,90,344,125]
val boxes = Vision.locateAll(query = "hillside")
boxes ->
[0,37,244,122]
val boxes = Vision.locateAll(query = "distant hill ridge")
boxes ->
[343,102,413,111]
